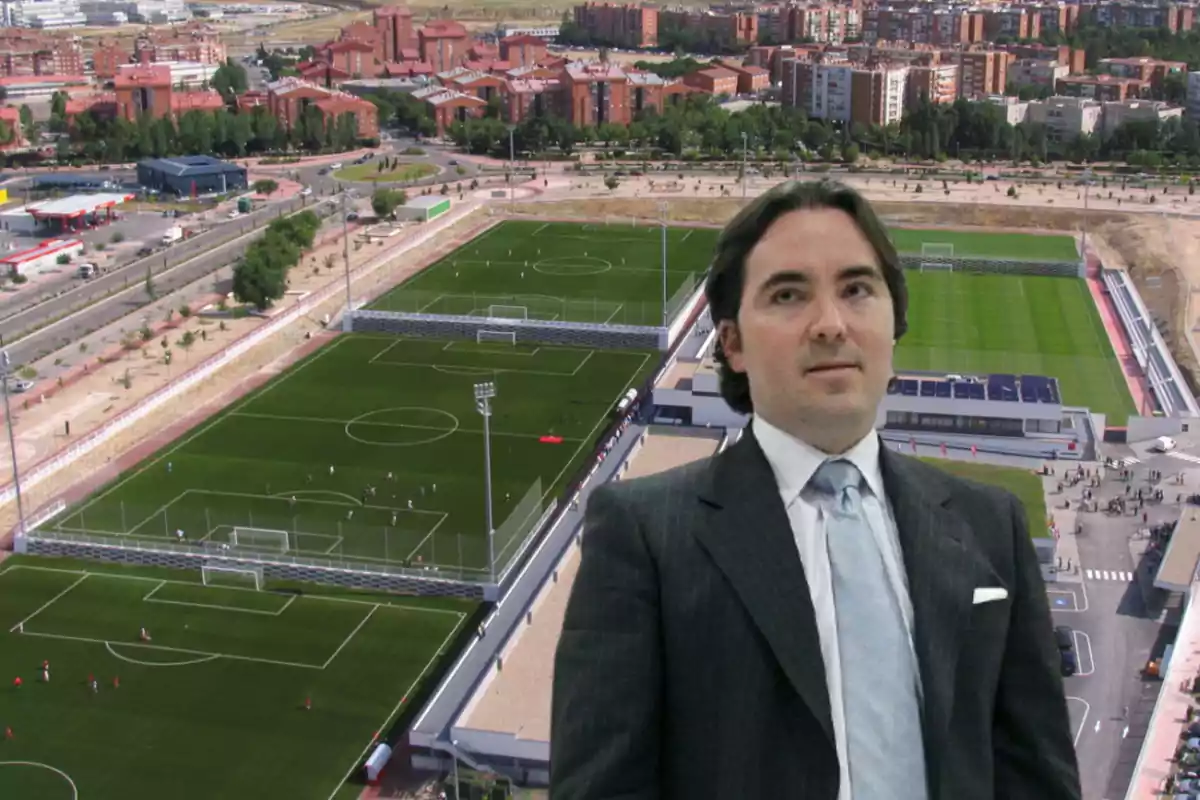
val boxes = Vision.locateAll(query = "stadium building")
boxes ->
[136,155,247,196]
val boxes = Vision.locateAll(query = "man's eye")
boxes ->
[772,288,801,303]
[846,281,874,298]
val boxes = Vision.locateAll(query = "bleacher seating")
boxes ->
[888,373,1061,405]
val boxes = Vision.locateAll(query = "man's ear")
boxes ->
[717,319,744,371]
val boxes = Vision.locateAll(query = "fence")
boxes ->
[349,309,665,351]
[368,289,677,329]
[21,529,489,598]
[0,200,491,519]
[898,252,1083,278]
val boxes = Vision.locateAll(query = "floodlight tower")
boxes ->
[1,350,26,537]
[474,381,497,582]
[658,201,669,327]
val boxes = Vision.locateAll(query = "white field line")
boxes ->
[18,629,323,670]
[8,573,89,632]
[323,611,467,800]
[321,605,380,669]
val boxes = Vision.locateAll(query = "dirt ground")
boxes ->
[0,206,493,539]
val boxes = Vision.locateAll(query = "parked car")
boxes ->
[1054,625,1077,676]
[9,379,34,393]
[299,187,313,197]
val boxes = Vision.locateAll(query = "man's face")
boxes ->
[719,206,896,453]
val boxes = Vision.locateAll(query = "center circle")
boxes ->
[0,762,78,800]
[532,255,613,276]
[344,406,460,447]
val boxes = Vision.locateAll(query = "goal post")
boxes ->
[202,563,264,591]
[477,330,517,345]
[919,262,955,272]
[486,304,528,320]
[920,242,955,259]
[230,527,290,553]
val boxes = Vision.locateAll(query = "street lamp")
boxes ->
[341,192,352,314]
[474,381,497,582]
[1080,167,1094,260]
[507,126,517,212]
[658,201,669,327]
[1,351,27,539]
[741,132,749,199]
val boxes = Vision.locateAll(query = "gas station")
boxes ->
[0,193,136,235]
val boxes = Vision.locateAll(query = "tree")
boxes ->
[604,175,620,191]
[177,330,196,359]
[144,266,155,300]
[18,105,32,137]
[232,252,287,310]
[842,142,860,164]
[371,188,406,219]
[252,178,279,196]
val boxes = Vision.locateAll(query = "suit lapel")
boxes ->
[880,447,976,800]
[694,431,835,748]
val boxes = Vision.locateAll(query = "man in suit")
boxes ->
[551,180,1081,800]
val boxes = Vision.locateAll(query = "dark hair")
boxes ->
[705,179,908,415]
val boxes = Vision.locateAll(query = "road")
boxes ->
[0,194,334,369]
[1051,449,1179,800]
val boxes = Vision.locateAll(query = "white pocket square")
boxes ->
[972,587,1008,604]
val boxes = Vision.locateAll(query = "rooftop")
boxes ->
[887,374,1062,404]
[26,192,134,218]
[139,155,244,177]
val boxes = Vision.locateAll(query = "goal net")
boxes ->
[486,304,528,320]
[477,330,516,346]
[919,262,955,272]
[230,526,290,553]
[202,563,264,591]
[920,242,955,259]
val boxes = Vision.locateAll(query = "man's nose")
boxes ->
[809,293,847,341]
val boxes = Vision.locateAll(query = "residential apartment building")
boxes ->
[851,65,909,125]
[419,20,469,74]
[1000,43,1084,75]
[775,4,859,45]
[1056,73,1148,101]
[710,58,770,93]
[780,56,908,125]
[907,63,958,104]
[558,60,631,125]
[0,29,83,76]
[1094,1,1193,32]
[981,7,1039,40]
[573,3,658,49]
[1187,71,1200,118]
[1025,95,1101,141]
[1097,56,1186,96]
[499,34,547,68]
[1029,3,1080,37]
[982,94,1029,125]
[957,50,1007,98]
[659,9,757,50]
[264,76,379,139]
[1009,58,1068,90]
[683,65,739,95]
[862,8,982,46]
[374,5,416,63]
[1101,98,1182,134]
[134,22,225,65]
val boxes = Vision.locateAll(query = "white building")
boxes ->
[807,62,852,123]
[499,23,559,40]
[1186,71,1200,119]
[982,94,1029,125]
[0,0,86,28]
[77,0,187,23]
[1010,58,1068,90]
[1101,98,1184,135]
[117,60,216,88]
[1026,95,1102,142]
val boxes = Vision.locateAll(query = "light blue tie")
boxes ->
[810,459,928,800]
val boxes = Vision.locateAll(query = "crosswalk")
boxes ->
[1085,569,1134,582]
[1114,456,1141,466]
[1169,451,1200,466]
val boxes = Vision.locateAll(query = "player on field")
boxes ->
[41,666,48,683]
[140,627,151,642]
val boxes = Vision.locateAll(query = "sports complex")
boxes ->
[0,208,1156,798]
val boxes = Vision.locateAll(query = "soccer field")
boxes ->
[891,228,1079,261]
[898,271,1134,422]
[0,558,476,800]
[368,220,720,326]
[48,334,658,576]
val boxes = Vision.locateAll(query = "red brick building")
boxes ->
[134,23,226,66]
[374,6,417,63]
[499,34,548,68]
[411,85,487,135]
[266,77,379,139]
[0,30,83,77]
[683,66,739,96]
[1055,73,1149,102]
[112,64,224,121]
[558,61,631,126]
[711,59,770,94]
[93,40,133,80]
[573,3,658,49]
[419,21,470,74]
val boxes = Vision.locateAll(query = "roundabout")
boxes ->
[0,761,79,799]
[343,407,460,447]
[532,255,613,276]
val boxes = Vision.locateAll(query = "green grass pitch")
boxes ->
[0,558,476,800]
[891,228,1079,261]
[368,220,721,326]
[922,459,1050,536]
[50,335,658,575]
[898,271,1135,423]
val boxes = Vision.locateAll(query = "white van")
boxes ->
[1153,436,1177,453]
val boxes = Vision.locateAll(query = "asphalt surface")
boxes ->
[0,193,335,369]
[1051,446,1183,800]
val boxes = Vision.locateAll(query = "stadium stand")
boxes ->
[887,374,1061,405]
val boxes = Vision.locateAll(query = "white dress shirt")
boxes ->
[752,414,922,800]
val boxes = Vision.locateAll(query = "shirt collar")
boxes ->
[752,414,885,503]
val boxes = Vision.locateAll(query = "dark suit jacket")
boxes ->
[551,430,1081,800]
